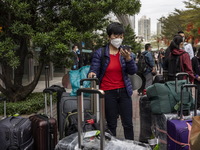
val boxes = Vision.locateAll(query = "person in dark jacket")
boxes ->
[71,45,79,70]
[88,22,137,140]
[142,43,156,88]
[192,48,200,108]
[164,35,194,82]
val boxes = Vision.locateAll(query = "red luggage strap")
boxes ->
[156,122,191,150]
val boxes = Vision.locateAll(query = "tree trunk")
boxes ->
[0,39,46,102]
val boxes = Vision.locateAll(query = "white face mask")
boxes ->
[110,38,123,48]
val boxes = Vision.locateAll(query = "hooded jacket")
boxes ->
[169,48,194,82]
[89,44,138,97]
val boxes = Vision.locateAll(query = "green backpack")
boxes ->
[146,80,194,114]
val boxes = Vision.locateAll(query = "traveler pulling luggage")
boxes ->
[0,96,34,150]
[55,86,152,150]
[29,88,58,150]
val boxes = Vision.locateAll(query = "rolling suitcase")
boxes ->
[139,95,152,143]
[167,84,198,150]
[77,87,105,150]
[0,97,34,150]
[29,88,58,150]
[40,84,67,139]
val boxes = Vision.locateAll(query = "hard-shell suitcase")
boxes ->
[167,84,198,150]
[0,97,34,150]
[39,84,67,140]
[29,88,58,150]
[139,95,152,143]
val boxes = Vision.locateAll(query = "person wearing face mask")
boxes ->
[71,45,79,70]
[88,22,137,140]
[178,30,194,60]
[164,35,194,82]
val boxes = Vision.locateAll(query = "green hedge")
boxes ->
[0,92,57,115]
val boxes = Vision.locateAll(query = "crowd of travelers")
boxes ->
[69,22,200,141]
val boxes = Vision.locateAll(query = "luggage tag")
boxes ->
[83,130,100,138]
[148,138,158,145]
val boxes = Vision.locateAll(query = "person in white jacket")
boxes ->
[178,31,194,59]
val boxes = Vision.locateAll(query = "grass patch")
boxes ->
[0,92,57,116]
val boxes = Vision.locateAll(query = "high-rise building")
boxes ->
[138,16,151,42]
[157,21,162,36]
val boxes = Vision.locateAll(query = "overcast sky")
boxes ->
[135,0,187,35]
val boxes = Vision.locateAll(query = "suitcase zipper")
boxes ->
[9,117,26,149]
[15,118,26,146]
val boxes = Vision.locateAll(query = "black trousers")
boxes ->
[104,88,134,140]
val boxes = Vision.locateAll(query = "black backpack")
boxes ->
[167,51,186,81]
[137,53,148,74]
[64,110,97,137]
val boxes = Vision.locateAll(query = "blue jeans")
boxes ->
[104,88,134,140]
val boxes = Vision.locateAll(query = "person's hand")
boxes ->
[119,48,131,61]
[197,76,200,81]
[88,72,96,78]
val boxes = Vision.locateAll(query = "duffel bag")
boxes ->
[146,80,194,114]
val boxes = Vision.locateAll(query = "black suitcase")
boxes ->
[0,97,34,150]
[153,74,164,84]
[29,88,58,150]
[139,95,152,143]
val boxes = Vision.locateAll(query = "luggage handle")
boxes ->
[43,88,54,117]
[80,78,99,86]
[80,77,100,121]
[179,84,198,120]
[77,88,105,150]
[0,96,7,118]
[175,72,189,92]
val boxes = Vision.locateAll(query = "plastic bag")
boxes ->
[69,66,90,96]
[55,132,152,150]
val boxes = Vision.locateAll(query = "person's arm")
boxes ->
[182,53,195,83]
[125,53,138,75]
[88,48,102,78]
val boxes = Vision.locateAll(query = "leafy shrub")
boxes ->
[0,92,57,115]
